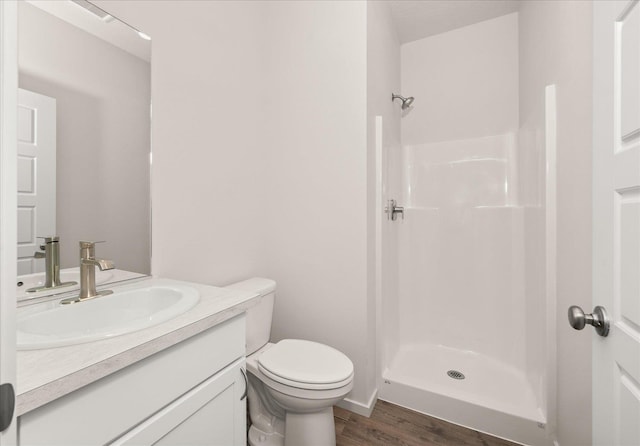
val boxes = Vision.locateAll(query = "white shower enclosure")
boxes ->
[375,11,556,446]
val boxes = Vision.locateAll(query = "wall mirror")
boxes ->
[16,0,151,300]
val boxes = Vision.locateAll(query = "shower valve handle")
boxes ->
[385,199,404,221]
[568,305,610,337]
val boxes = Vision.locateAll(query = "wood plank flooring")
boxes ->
[334,400,520,446]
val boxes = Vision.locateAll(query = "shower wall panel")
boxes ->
[398,134,526,369]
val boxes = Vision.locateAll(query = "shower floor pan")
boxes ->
[380,344,549,446]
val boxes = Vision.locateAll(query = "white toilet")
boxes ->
[227,278,354,446]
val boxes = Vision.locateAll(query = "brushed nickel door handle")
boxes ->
[568,305,610,337]
[0,383,15,432]
[240,368,248,401]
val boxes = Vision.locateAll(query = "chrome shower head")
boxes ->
[403,96,415,108]
[392,93,415,110]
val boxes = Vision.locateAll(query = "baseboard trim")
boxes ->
[337,388,378,417]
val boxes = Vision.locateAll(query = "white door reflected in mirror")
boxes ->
[17,89,56,276]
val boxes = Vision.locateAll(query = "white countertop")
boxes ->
[16,277,260,416]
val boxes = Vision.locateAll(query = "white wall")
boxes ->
[18,2,150,273]
[367,0,401,395]
[401,13,519,145]
[519,2,593,445]
[260,1,371,409]
[96,0,269,286]
[96,0,375,412]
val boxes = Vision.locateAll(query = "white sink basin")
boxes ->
[17,283,199,350]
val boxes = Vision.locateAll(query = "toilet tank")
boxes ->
[226,277,276,355]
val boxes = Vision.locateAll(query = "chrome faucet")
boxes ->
[27,236,77,293]
[60,241,114,304]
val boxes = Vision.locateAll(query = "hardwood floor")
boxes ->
[334,400,520,446]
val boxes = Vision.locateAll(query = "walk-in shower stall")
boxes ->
[373,7,556,446]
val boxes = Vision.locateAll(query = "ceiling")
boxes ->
[27,0,150,62]
[388,0,521,44]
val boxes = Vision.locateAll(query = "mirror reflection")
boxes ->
[17,0,151,298]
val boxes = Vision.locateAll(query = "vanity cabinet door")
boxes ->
[111,359,247,446]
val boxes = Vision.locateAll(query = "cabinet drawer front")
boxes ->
[111,359,246,446]
[19,315,245,446]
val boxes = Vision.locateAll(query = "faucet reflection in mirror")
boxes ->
[60,241,114,305]
[26,236,76,293]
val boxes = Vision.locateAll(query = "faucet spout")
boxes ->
[98,259,115,270]
[82,258,115,271]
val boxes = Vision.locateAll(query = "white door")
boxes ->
[0,1,18,444]
[593,1,640,444]
[17,88,56,275]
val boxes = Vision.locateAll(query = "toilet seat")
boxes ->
[258,339,354,390]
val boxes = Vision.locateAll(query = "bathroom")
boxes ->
[0,0,638,445]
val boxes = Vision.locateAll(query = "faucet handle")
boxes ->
[79,240,105,248]
[79,241,105,253]
[37,236,59,244]
[34,238,48,256]
[79,240,108,261]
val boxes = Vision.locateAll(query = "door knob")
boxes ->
[568,305,610,337]
[0,383,15,432]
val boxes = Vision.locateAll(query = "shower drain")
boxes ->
[447,370,465,380]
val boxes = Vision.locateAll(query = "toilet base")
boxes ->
[248,407,337,446]
[248,425,284,446]
[284,407,336,446]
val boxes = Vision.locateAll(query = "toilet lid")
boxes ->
[258,339,354,388]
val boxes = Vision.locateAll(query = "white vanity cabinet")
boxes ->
[18,315,247,446]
